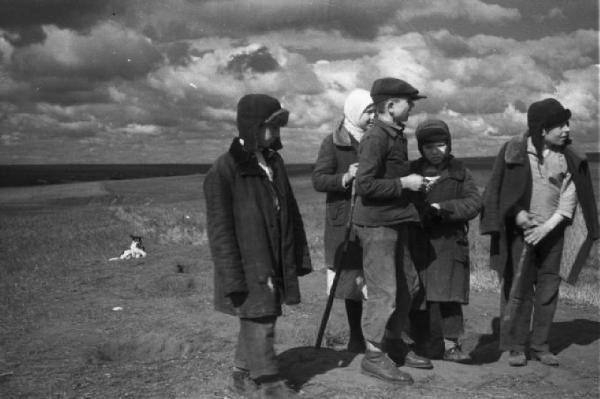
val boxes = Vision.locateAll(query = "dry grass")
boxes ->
[0,173,598,398]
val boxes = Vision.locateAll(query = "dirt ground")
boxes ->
[0,175,598,398]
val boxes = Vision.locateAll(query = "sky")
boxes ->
[0,0,598,164]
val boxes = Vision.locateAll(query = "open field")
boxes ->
[0,173,598,398]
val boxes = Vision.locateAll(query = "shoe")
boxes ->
[347,337,366,353]
[361,350,414,385]
[531,351,559,366]
[253,380,298,399]
[383,339,433,369]
[443,346,471,364]
[508,350,527,367]
[404,350,434,369]
[231,368,258,395]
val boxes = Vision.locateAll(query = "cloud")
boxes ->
[535,7,566,22]
[0,0,125,46]
[397,0,521,24]
[11,22,163,82]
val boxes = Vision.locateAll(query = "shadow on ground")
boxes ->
[277,347,358,389]
[469,317,600,364]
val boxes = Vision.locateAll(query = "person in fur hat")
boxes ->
[204,94,312,398]
[312,88,374,353]
[405,119,482,363]
[480,98,599,367]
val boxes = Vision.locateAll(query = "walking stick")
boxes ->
[502,243,532,333]
[315,182,358,349]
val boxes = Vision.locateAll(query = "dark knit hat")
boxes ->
[236,94,289,152]
[415,119,451,154]
[527,98,571,158]
[370,77,426,104]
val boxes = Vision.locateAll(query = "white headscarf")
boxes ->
[343,89,372,142]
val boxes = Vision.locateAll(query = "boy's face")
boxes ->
[422,141,448,165]
[256,125,280,149]
[544,121,570,147]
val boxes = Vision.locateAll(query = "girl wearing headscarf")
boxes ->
[312,89,374,352]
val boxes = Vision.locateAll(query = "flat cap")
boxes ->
[370,77,426,104]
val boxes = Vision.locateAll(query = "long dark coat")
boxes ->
[408,157,482,304]
[480,134,599,279]
[312,122,362,268]
[203,138,312,318]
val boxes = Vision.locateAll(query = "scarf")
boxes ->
[343,89,372,142]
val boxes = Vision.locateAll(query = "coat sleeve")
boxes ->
[480,143,507,235]
[286,176,313,276]
[438,169,482,222]
[312,135,347,193]
[203,162,247,296]
[355,133,403,199]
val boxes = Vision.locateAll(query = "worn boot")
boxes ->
[231,368,258,396]
[361,350,414,385]
[383,339,433,369]
[508,350,527,367]
[531,350,559,366]
[443,345,471,364]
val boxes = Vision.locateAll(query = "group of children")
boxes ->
[204,78,598,398]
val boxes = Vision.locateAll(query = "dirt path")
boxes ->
[275,272,600,398]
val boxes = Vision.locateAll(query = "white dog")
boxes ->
[109,235,147,261]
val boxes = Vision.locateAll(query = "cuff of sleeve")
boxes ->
[395,178,403,196]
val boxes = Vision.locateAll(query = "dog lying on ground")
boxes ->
[109,235,147,261]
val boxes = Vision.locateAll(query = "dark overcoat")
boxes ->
[408,157,482,304]
[203,138,312,318]
[312,122,362,269]
[480,134,599,278]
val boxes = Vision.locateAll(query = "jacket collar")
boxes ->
[229,137,277,176]
[332,121,360,148]
[504,133,528,165]
[505,132,586,169]
[372,118,404,138]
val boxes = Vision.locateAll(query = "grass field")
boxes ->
[0,173,598,398]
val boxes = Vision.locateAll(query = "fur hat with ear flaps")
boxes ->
[527,98,571,159]
[236,94,289,152]
[415,119,451,155]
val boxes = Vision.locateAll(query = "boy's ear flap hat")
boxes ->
[415,119,451,155]
[236,94,289,152]
[527,98,571,158]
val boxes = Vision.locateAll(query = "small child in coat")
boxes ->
[407,119,482,363]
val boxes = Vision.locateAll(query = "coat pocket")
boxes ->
[327,201,348,226]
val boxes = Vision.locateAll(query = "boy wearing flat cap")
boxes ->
[406,119,481,364]
[353,77,431,384]
[204,94,312,398]
[481,98,598,367]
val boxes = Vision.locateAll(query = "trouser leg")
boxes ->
[234,316,279,380]
[530,227,564,353]
[499,233,536,352]
[355,225,399,346]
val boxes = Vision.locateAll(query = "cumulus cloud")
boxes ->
[0,0,125,45]
[11,22,163,81]
[397,0,521,24]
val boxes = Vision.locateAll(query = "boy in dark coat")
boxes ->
[204,94,312,398]
[312,88,373,353]
[406,119,482,363]
[480,98,599,367]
